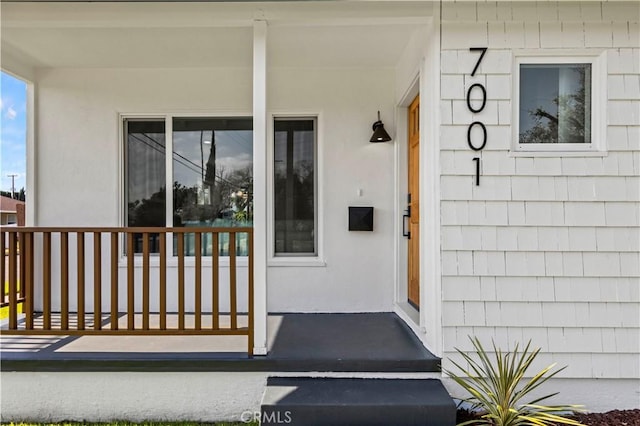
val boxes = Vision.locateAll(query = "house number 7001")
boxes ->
[468,47,487,186]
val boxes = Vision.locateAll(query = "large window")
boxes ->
[124,116,252,256]
[274,118,316,256]
[513,54,604,153]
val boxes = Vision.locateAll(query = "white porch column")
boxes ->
[26,81,36,226]
[252,19,268,356]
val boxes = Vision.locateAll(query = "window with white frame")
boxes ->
[513,53,605,152]
[124,116,253,255]
[273,118,317,256]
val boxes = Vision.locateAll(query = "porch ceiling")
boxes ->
[1,1,430,71]
[1,27,255,69]
[269,25,420,68]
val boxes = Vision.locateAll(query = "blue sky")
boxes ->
[0,71,27,194]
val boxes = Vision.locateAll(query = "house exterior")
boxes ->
[1,0,638,422]
[0,195,25,226]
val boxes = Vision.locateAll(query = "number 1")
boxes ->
[473,157,480,186]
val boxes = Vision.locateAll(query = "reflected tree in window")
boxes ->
[172,118,253,256]
[172,118,253,228]
[128,186,166,227]
[520,64,591,144]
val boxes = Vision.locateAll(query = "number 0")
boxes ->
[467,121,487,151]
[466,83,487,113]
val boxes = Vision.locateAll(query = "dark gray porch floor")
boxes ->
[0,313,440,372]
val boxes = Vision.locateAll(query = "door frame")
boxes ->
[394,76,421,327]
[393,14,442,357]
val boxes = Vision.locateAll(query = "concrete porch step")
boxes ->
[260,377,456,426]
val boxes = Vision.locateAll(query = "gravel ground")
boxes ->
[456,408,640,425]
[569,409,640,426]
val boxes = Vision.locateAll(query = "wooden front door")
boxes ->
[407,95,420,308]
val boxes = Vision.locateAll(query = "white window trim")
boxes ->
[267,112,326,267]
[118,111,253,266]
[511,50,607,156]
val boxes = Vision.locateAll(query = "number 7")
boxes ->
[469,47,487,76]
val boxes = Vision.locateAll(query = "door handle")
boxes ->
[402,208,411,239]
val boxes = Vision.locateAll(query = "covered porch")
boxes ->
[1,0,443,357]
[2,226,439,373]
[1,3,454,422]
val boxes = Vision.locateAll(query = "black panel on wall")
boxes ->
[349,207,374,231]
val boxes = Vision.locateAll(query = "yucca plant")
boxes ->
[445,337,585,426]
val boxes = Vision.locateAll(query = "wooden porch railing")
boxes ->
[0,227,254,355]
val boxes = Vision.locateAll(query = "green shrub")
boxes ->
[445,337,585,426]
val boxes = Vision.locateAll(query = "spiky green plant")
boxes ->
[445,337,585,426]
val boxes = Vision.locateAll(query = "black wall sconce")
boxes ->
[369,111,392,143]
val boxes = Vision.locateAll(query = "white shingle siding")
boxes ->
[439,1,639,379]
[444,277,640,304]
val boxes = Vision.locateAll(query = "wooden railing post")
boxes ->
[43,232,52,330]
[127,232,134,330]
[8,231,18,329]
[194,232,202,330]
[24,231,34,330]
[93,232,101,330]
[77,232,86,330]
[142,232,150,330]
[177,232,185,330]
[159,232,167,330]
[61,232,69,330]
[19,232,26,302]
[229,232,237,330]
[110,232,118,330]
[212,232,219,330]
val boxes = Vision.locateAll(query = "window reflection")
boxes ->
[125,120,166,253]
[519,64,591,144]
[172,118,253,256]
[274,118,316,255]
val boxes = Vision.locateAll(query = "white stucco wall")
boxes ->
[33,65,397,313]
[439,1,640,384]
[1,371,267,422]
[2,371,636,420]
[35,67,253,226]
[267,67,396,312]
